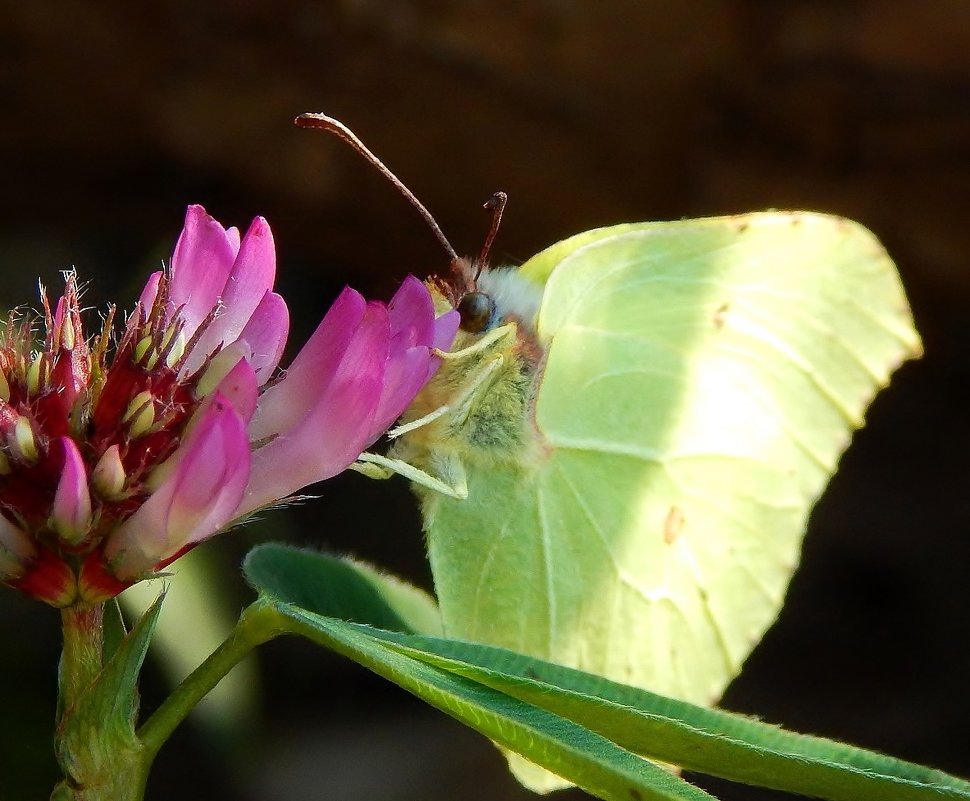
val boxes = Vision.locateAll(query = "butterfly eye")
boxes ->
[457,291,495,334]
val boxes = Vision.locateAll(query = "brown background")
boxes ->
[2,2,970,800]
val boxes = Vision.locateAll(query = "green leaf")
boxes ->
[243,543,437,633]
[244,545,713,801]
[341,555,442,636]
[369,630,970,801]
[268,600,716,801]
[102,598,127,665]
[244,544,970,801]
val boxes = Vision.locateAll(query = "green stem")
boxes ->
[53,597,281,800]
[58,603,105,714]
[136,598,282,759]
[55,601,147,801]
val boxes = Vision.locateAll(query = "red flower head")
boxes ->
[0,205,458,606]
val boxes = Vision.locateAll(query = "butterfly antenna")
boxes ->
[295,113,459,262]
[475,191,508,279]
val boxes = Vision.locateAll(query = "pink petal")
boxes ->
[238,302,389,516]
[221,217,277,319]
[51,437,92,545]
[169,205,238,341]
[104,393,250,580]
[388,275,437,348]
[248,286,366,441]
[182,216,278,376]
[210,355,259,423]
[387,275,459,356]
[225,225,241,255]
[432,309,461,355]
[369,345,435,437]
[238,291,289,384]
[138,271,163,318]
[367,277,459,432]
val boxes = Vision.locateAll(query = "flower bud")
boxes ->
[10,416,39,463]
[60,310,75,351]
[123,391,156,437]
[92,444,126,499]
[160,323,186,369]
[26,353,44,394]
[133,335,154,365]
[51,438,93,545]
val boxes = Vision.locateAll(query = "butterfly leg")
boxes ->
[389,323,517,439]
[352,452,468,499]
[438,324,520,434]
[443,352,506,433]
[386,404,451,439]
[352,323,517,498]
[387,353,506,440]
[433,322,517,363]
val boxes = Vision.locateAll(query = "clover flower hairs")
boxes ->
[0,204,459,607]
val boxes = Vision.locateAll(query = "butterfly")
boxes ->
[297,113,921,791]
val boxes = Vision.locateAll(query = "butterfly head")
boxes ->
[428,190,522,335]
[294,114,536,335]
[457,288,496,334]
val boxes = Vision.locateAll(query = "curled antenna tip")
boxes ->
[484,191,508,210]
[475,190,508,277]
[295,112,344,131]
[294,112,458,262]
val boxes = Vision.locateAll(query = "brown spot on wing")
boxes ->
[663,505,685,544]
[713,301,730,328]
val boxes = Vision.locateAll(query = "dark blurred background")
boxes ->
[2,2,970,799]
